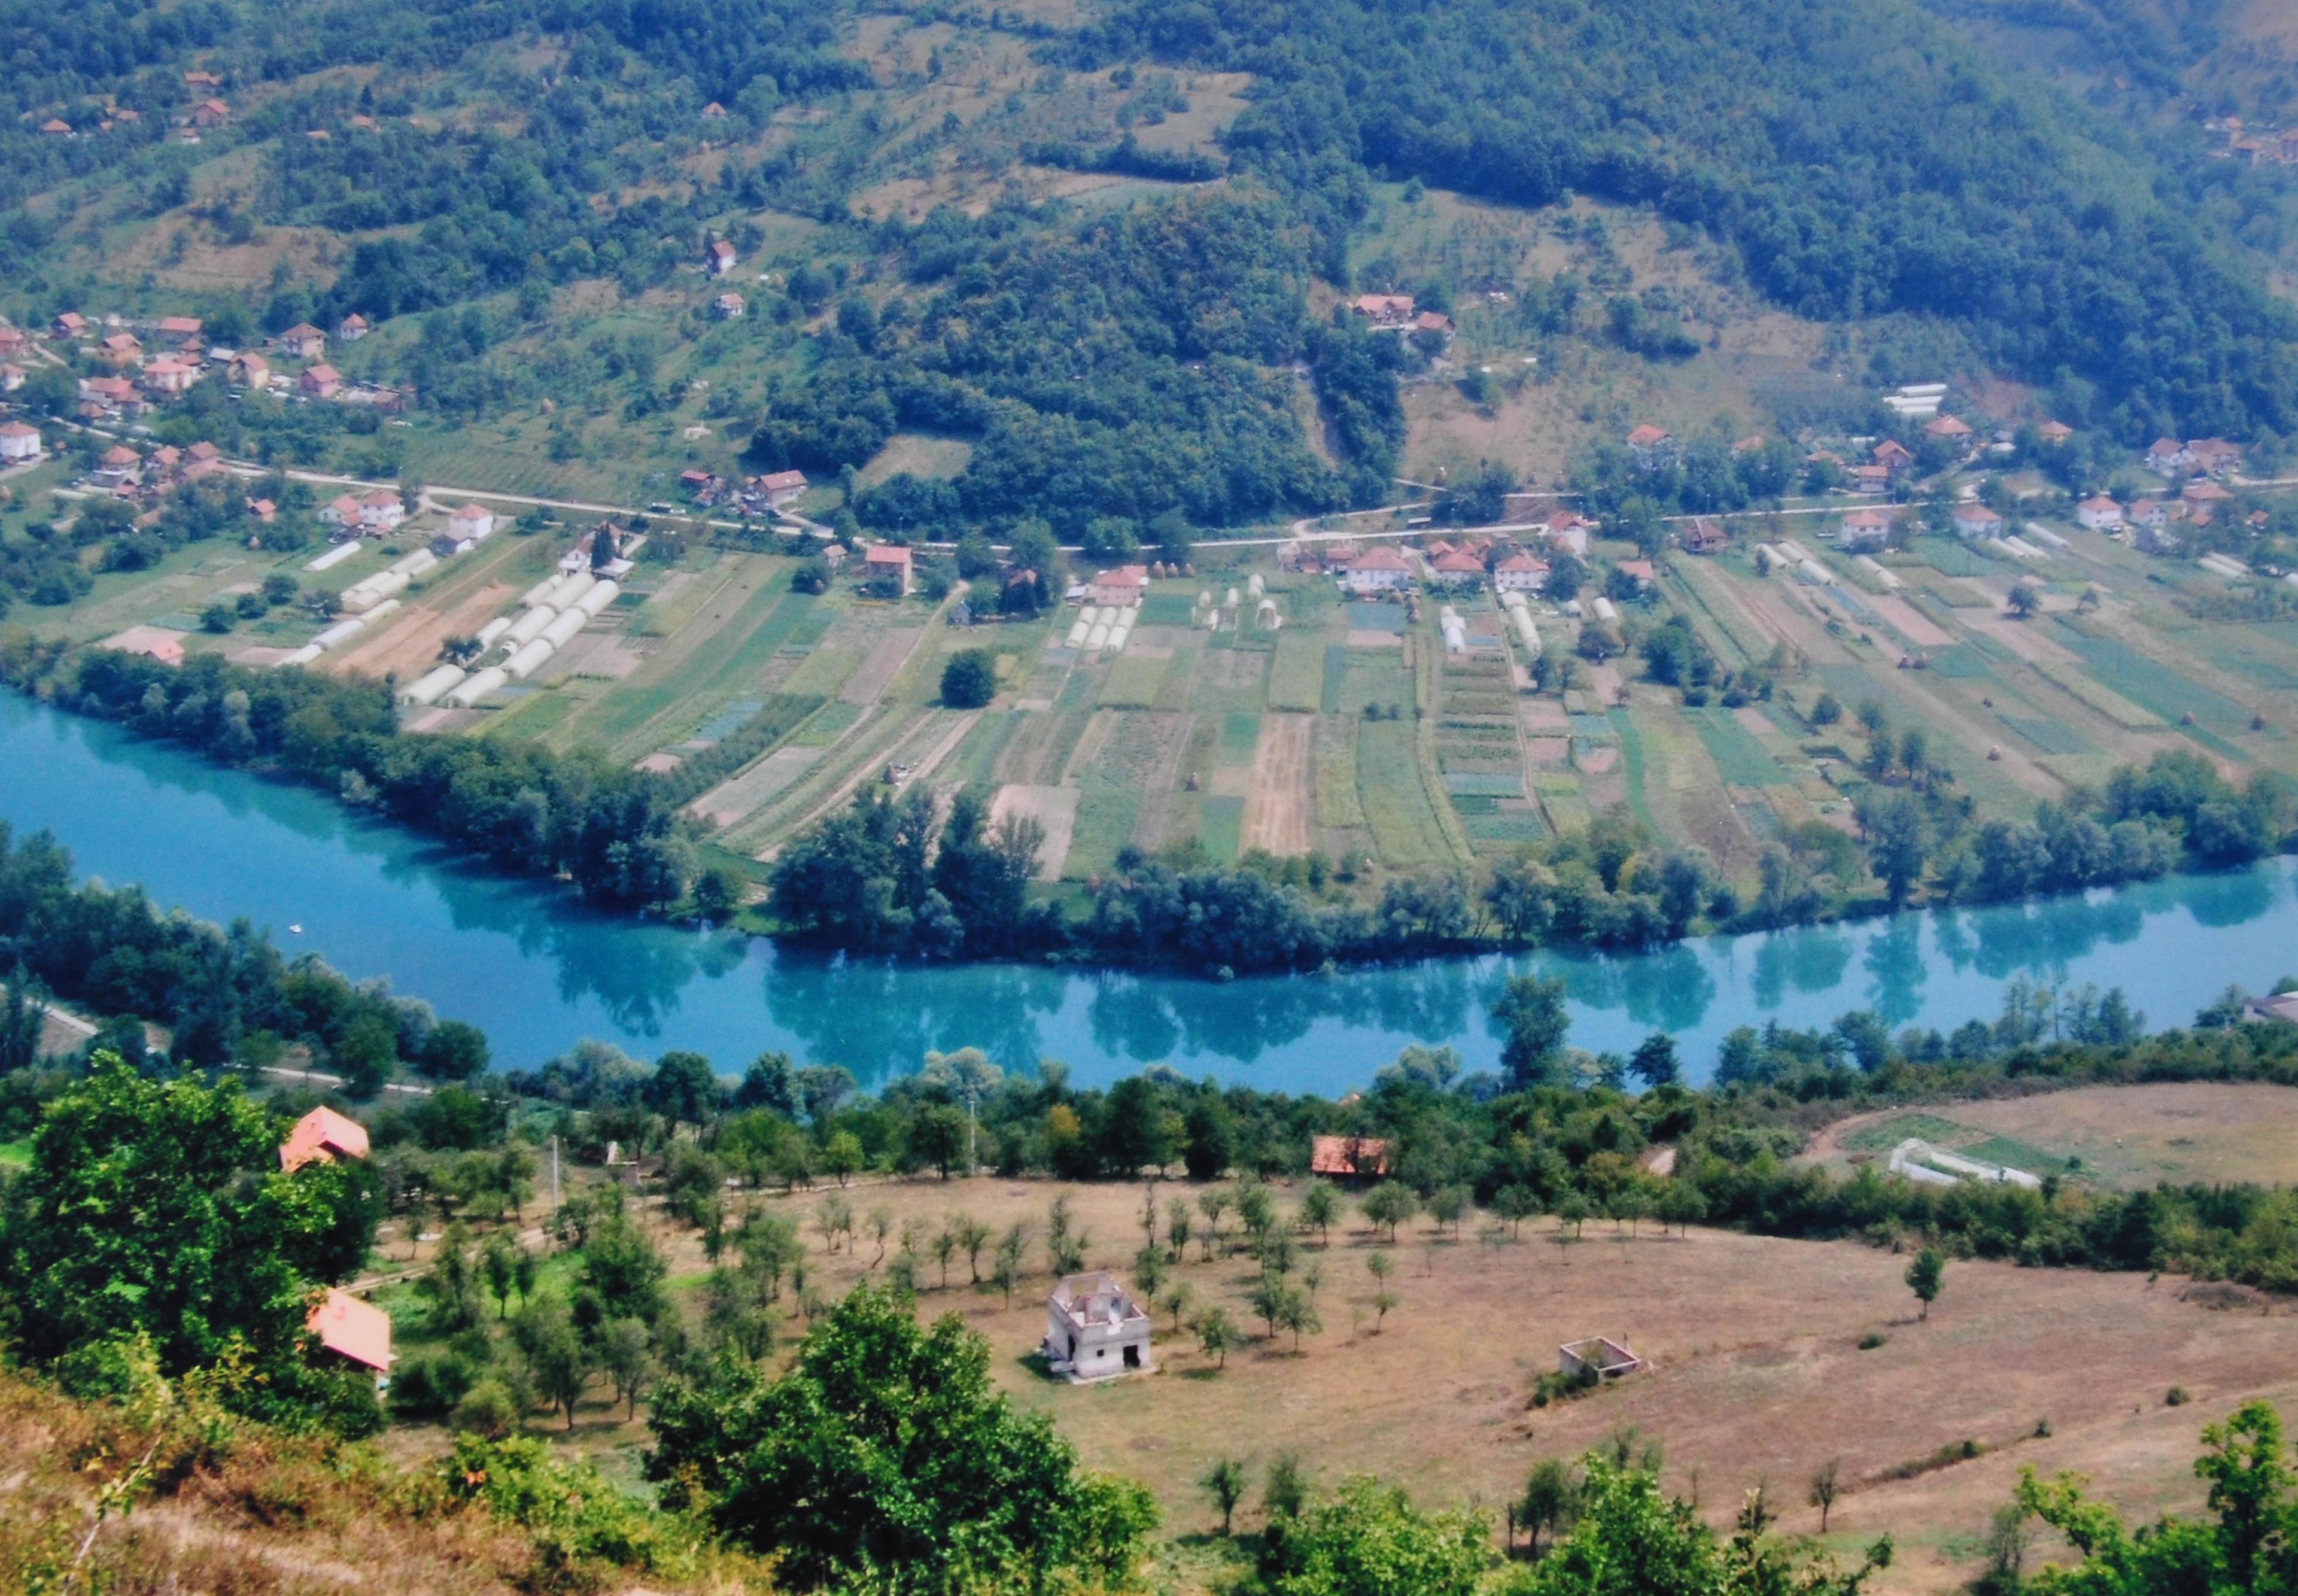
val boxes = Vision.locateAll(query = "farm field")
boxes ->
[1802,1082,2298,1190]
[407,1132,2298,1595]
[18,461,2298,904]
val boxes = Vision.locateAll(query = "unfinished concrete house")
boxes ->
[1559,1337,1643,1383]
[1044,1272,1154,1382]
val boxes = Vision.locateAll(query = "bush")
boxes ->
[940,648,997,708]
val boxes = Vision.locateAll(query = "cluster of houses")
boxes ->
[2206,115,2298,168]
[81,437,235,500]
[279,1106,396,1390]
[677,467,808,517]
[37,308,394,424]
[1305,522,1630,598]
[34,70,232,142]
[1347,293,1456,339]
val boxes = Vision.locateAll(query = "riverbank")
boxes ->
[5,692,2296,1087]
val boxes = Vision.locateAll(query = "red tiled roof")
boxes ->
[281,1105,370,1172]
[1626,424,1670,447]
[306,1288,393,1372]
[1310,1135,1390,1177]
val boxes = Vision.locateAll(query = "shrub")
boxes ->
[940,648,997,708]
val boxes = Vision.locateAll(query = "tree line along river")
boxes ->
[2,691,2293,1090]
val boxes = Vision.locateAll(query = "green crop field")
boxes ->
[1099,653,1169,709]
[1269,629,1327,713]
[1685,709,1789,787]
[1201,795,1244,864]
[1358,720,1454,865]
[1315,718,1367,831]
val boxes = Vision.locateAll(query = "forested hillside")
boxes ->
[1,0,2292,531]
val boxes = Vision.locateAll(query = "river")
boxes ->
[3,692,2293,1091]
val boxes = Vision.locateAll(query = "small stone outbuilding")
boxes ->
[1044,1272,1153,1383]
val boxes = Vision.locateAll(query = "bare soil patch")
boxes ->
[1240,713,1315,855]
[841,628,924,704]
[330,579,515,682]
[990,784,1081,880]
[1867,594,1956,649]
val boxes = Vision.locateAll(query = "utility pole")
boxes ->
[550,1134,560,1209]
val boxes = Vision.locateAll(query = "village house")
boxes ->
[2187,439,2242,478]
[1089,563,1150,607]
[2129,497,2170,530]
[1615,558,1656,590]
[712,291,746,319]
[230,351,269,386]
[1923,414,1974,445]
[1952,501,2003,540]
[1850,464,1890,495]
[156,315,203,345]
[93,444,142,489]
[703,101,729,118]
[99,332,142,366]
[1336,543,1413,594]
[39,118,72,137]
[306,1289,394,1391]
[1872,438,1915,476]
[1838,508,1895,549]
[448,503,497,543]
[2076,495,2124,531]
[1425,548,1486,588]
[77,373,137,410]
[2146,437,2191,477]
[706,239,738,276]
[183,70,221,89]
[1626,423,1673,464]
[0,421,42,464]
[358,491,405,532]
[2137,520,2183,555]
[281,1105,370,1172]
[141,355,199,396]
[246,497,276,523]
[181,441,224,482]
[1043,1272,1153,1382]
[1680,518,1728,555]
[1310,1134,1391,1179]
[281,323,327,359]
[336,314,369,342]
[1544,512,1592,560]
[862,543,913,595]
[321,493,364,528]
[1412,309,1455,338]
[0,363,22,393]
[758,469,808,509]
[52,312,86,340]
[1349,294,1415,327]
[190,98,229,129]
[1494,550,1551,589]
[299,363,341,398]
[0,326,25,360]
[2037,419,2074,445]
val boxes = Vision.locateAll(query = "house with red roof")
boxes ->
[1494,550,1551,589]
[0,421,44,464]
[336,314,369,342]
[1680,518,1727,555]
[1923,415,1973,442]
[1349,294,1414,326]
[1337,543,1413,594]
[1088,563,1150,607]
[706,239,738,276]
[2037,420,2074,445]
[306,1288,394,1388]
[758,469,808,507]
[190,99,229,129]
[281,323,326,359]
[1309,1134,1391,1179]
[281,1105,370,1172]
[1838,508,1895,549]
[1625,423,1673,463]
[2076,496,2123,531]
[358,490,405,531]
[156,315,203,344]
[864,544,913,595]
[1427,548,1487,587]
[1952,501,2003,539]
[299,363,341,398]
[53,311,87,339]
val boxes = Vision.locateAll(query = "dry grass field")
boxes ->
[393,1157,2298,1594]
[1804,1082,2298,1190]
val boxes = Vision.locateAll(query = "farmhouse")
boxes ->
[1336,544,1413,594]
[1871,439,1914,475]
[0,421,42,463]
[448,503,497,542]
[190,99,229,128]
[1838,509,1894,549]
[1680,518,1726,555]
[1625,423,1673,463]
[300,363,342,398]
[2037,419,2074,445]
[2129,498,2169,529]
[99,332,142,366]
[94,444,142,488]
[712,291,746,319]
[1089,564,1150,607]
[2076,495,2124,531]
[863,543,913,595]
[141,355,199,395]
[1850,464,1890,495]
[1952,502,2002,540]
[1923,414,1973,443]
[2187,439,2242,478]
[1494,551,1551,589]
[706,239,738,275]
[1042,1272,1154,1382]
[280,323,327,358]
[305,1289,394,1390]
[758,469,808,508]
[2146,437,2191,476]
[1311,1134,1391,1179]
[155,315,203,344]
[53,312,87,339]
[1543,512,1591,559]
[280,1105,370,1172]
[337,314,369,342]
[321,494,363,527]
[358,490,406,531]
[1349,294,1415,326]
[230,352,269,385]
[1427,548,1486,588]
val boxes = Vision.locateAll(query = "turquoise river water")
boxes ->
[2,692,2293,1090]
